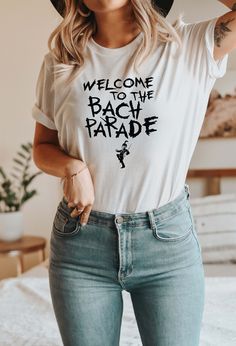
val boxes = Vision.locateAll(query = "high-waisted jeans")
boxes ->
[48,183,205,346]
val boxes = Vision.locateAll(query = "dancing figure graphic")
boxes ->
[116,140,132,169]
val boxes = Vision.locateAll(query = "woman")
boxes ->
[32,0,233,345]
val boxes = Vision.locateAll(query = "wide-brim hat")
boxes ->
[50,0,174,18]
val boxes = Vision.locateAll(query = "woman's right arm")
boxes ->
[32,122,95,225]
[31,54,94,224]
[32,122,85,178]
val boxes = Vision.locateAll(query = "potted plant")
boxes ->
[0,142,42,242]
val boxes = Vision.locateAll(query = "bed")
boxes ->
[0,168,236,346]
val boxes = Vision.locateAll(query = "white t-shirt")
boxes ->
[32,16,229,214]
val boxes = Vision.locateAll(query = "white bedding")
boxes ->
[0,261,236,346]
[190,193,236,264]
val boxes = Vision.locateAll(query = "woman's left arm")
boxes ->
[218,0,236,10]
[213,1,236,59]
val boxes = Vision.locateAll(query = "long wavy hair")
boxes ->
[48,0,184,88]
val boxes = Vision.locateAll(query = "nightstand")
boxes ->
[0,235,47,276]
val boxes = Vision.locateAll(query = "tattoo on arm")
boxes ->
[232,3,236,11]
[214,18,235,47]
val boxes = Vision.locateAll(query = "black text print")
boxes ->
[83,77,159,139]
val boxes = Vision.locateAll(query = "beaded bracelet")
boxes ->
[62,165,88,180]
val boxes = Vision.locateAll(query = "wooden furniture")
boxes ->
[0,235,46,276]
[187,168,236,195]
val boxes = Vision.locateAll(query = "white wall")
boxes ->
[0,0,63,278]
[0,0,236,277]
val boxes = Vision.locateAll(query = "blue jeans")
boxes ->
[49,183,205,346]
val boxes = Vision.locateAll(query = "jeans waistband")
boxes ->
[60,183,191,228]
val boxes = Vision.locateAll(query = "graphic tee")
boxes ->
[32,16,229,214]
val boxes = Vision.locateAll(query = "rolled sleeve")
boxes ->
[31,53,57,130]
[180,16,229,80]
[32,103,57,130]
[205,16,229,79]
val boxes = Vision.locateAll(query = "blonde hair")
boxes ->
[48,0,184,87]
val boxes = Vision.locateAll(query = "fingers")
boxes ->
[70,206,83,218]
[67,202,92,225]
[68,203,84,218]
[80,204,93,225]
[68,201,79,208]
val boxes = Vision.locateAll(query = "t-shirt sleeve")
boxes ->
[31,53,57,130]
[179,16,229,79]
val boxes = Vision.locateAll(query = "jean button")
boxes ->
[115,216,124,224]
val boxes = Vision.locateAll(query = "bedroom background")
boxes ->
[0,0,236,279]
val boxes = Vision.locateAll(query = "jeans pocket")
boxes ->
[52,207,81,237]
[152,206,193,242]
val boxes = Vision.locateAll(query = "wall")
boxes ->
[0,0,235,278]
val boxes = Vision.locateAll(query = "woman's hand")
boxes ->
[62,164,95,225]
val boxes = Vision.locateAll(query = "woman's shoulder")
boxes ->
[42,49,59,71]
[173,15,219,40]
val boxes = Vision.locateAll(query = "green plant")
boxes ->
[0,142,43,212]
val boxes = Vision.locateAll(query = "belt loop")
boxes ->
[147,210,156,231]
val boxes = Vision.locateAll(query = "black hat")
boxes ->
[50,0,174,18]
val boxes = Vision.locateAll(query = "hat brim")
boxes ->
[50,0,174,18]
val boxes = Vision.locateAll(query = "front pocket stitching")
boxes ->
[153,224,193,242]
[53,213,81,237]
[53,221,81,237]
[152,205,193,242]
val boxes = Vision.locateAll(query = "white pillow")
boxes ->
[189,193,236,264]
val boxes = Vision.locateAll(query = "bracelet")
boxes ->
[63,165,88,180]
